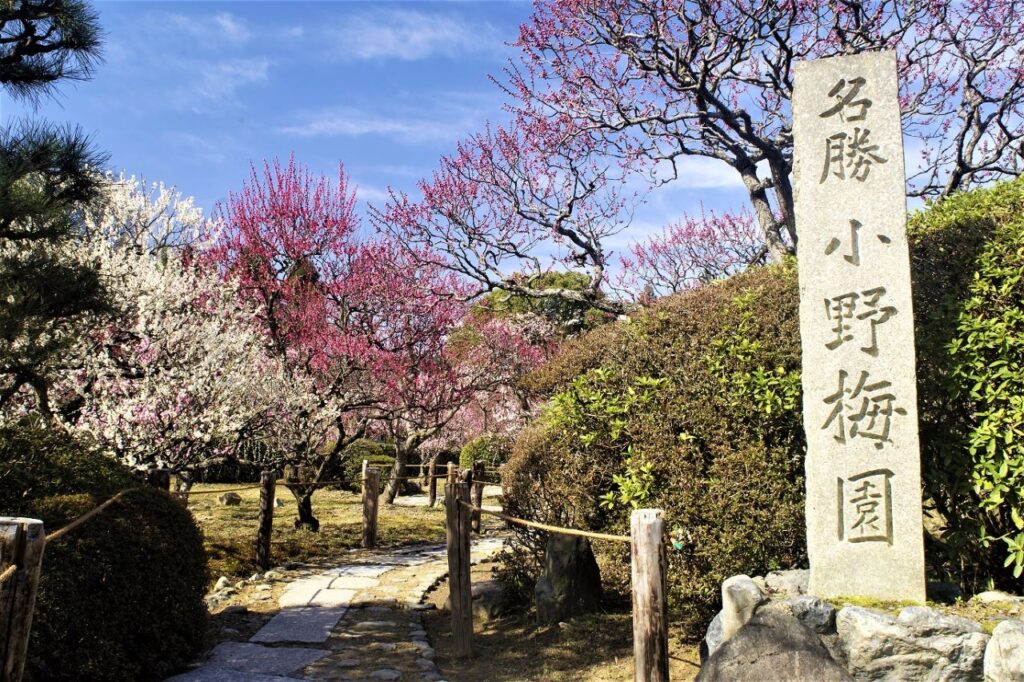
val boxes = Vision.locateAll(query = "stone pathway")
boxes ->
[169,537,504,682]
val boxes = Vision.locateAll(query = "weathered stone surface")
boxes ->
[202,642,330,675]
[721,575,767,642]
[534,534,602,625]
[972,591,1023,605]
[249,606,347,644]
[166,667,295,682]
[697,608,852,681]
[984,619,1024,681]
[273,497,285,508]
[793,50,926,602]
[836,605,988,680]
[443,579,513,623]
[765,569,809,598]
[217,492,242,506]
[701,611,724,662]
[762,595,837,635]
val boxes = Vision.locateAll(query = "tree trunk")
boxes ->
[385,449,408,505]
[284,464,320,532]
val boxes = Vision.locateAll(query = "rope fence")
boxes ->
[44,490,132,544]
[456,499,630,543]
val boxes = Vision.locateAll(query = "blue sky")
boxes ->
[1,1,750,251]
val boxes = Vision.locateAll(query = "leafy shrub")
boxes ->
[0,426,208,681]
[910,178,1024,586]
[342,438,395,493]
[502,265,806,634]
[502,177,1024,636]
[459,433,513,470]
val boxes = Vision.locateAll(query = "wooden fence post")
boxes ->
[444,482,472,658]
[0,518,45,682]
[447,462,457,485]
[362,467,381,549]
[631,508,669,682]
[427,458,438,508]
[255,471,276,570]
[470,481,484,534]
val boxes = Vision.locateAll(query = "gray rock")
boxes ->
[368,669,401,680]
[221,605,248,616]
[972,591,1023,605]
[721,575,766,642]
[217,492,243,506]
[215,576,231,591]
[762,595,837,635]
[534,534,602,625]
[984,619,1024,681]
[702,611,724,662]
[836,605,989,681]
[697,607,852,681]
[273,497,285,508]
[765,569,810,597]
[444,579,513,623]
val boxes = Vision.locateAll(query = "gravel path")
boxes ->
[168,537,505,682]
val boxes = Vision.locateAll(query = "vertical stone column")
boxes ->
[793,51,925,601]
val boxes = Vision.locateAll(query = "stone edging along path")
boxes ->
[168,537,505,682]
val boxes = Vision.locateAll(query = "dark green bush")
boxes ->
[342,439,395,493]
[501,177,1024,637]
[459,434,513,470]
[0,426,208,681]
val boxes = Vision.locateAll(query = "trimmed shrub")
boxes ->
[501,177,1024,637]
[459,434,513,470]
[342,438,395,493]
[0,426,208,681]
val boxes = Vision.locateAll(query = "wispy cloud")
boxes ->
[165,11,253,47]
[181,58,271,111]
[328,9,503,61]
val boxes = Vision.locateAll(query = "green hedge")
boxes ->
[459,434,512,470]
[502,177,1024,637]
[342,439,395,493]
[0,426,208,681]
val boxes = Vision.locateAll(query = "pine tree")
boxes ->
[0,0,108,419]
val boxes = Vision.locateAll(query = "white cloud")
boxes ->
[328,9,503,61]
[164,11,252,47]
[177,58,271,111]
[353,182,392,206]
[213,12,252,46]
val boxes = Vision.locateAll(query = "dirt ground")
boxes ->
[423,562,701,682]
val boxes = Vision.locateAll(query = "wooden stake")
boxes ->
[255,471,275,570]
[631,509,669,682]
[444,482,472,658]
[362,467,381,549]
[0,518,45,682]
[470,481,484,534]
[447,462,457,485]
[427,458,438,508]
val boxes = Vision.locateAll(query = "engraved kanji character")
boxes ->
[820,77,872,121]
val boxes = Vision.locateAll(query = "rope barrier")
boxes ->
[45,490,132,544]
[456,499,630,544]
[0,563,17,585]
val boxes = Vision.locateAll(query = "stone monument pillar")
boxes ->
[793,51,925,601]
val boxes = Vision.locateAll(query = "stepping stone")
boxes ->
[328,575,379,590]
[327,565,392,578]
[250,606,347,644]
[368,669,402,680]
[165,666,296,681]
[309,588,357,608]
[202,642,330,675]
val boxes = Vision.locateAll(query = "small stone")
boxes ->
[368,669,401,680]
[352,620,395,631]
[764,569,809,598]
[220,627,240,636]
[273,497,285,508]
[255,584,272,592]
[415,657,436,671]
[972,590,1022,605]
[221,605,248,616]
[217,492,243,506]
[215,576,231,591]
[985,619,1024,681]
[249,573,261,582]
[334,658,360,668]
[264,571,283,581]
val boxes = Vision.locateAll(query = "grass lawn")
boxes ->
[187,482,450,583]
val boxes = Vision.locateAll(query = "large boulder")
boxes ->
[534,534,601,625]
[984,619,1024,681]
[765,569,810,598]
[721,575,767,641]
[836,605,989,681]
[697,607,852,681]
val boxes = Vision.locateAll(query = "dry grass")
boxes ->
[187,482,449,583]
[424,563,701,682]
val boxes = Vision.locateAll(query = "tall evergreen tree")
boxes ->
[0,0,108,419]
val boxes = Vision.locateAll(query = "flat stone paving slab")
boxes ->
[206,641,330,675]
[250,606,348,644]
[309,588,358,608]
[328,575,380,590]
